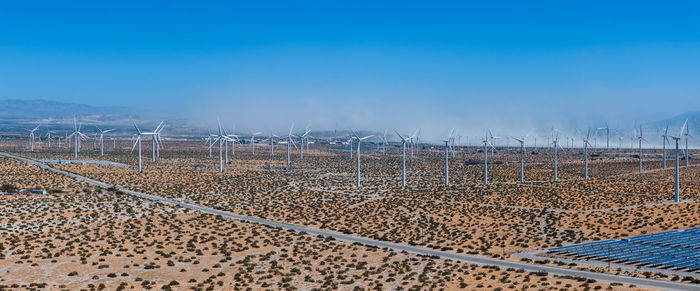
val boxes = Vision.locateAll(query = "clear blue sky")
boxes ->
[1,1,700,136]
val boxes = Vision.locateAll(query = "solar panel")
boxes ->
[549,227,700,271]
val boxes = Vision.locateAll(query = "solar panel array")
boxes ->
[547,227,700,272]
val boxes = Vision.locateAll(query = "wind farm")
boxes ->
[1,1,700,290]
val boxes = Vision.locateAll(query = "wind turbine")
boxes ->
[482,132,495,184]
[684,121,691,167]
[284,124,297,167]
[154,122,165,159]
[205,130,214,158]
[662,125,670,170]
[131,121,145,172]
[552,130,564,182]
[28,125,40,151]
[449,128,457,159]
[270,130,279,155]
[669,120,687,202]
[488,130,501,157]
[394,130,414,187]
[300,127,311,160]
[352,130,374,188]
[227,125,238,157]
[45,128,54,148]
[68,118,88,159]
[381,130,388,154]
[209,119,233,172]
[144,121,165,163]
[443,129,455,186]
[511,134,528,182]
[96,127,115,157]
[583,129,593,179]
[637,125,646,173]
[250,131,262,155]
[597,121,610,153]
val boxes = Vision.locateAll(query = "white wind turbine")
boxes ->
[443,129,455,186]
[146,121,165,162]
[68,118,88,159]
[552,130,565,182]
[205,129,214,158]
[226,125,239,158]
[482,132,495,184]
[250,131,262,155]
[131,121,163,172]
[131,121,145,172]
[28,125,40,151]
[511,134,528,182]
[662,125,670,170]
[381,130,388,154]
[284,124,297,168]
[488,130,501,157]
[684,121,691,167]
[352,130,374,188]
[96,127,115,157]
[45,128,55,148]
[270,130,279,155]
[583,129,593,179]
[597,121,610,153]
[670,120,687,202]
[209,120,233,172]
[394,130,415,188]
[637,125,647,173]
[300,127,311,160]
[226,130,239,160]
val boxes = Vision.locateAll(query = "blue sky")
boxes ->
[1,1,700,136]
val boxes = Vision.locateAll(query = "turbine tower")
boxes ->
[637,125,647,173]
[583,129,593,179]
[352,130,374,188]
[96,127,115,157]
[597,122,610,153]
[662,125,670,170]
[394,130,414,188]
[209,119,233,173]
[131,121,164,172]
[684,121,691,167]
[144,121,165,163]
[68,118,88,159]
[131,121,144,172]
[300,127,311,160]
[443,130,455,186]
[205,130,214,158]
[511,135,528,182]
[45,129,54,148]
[28,125,40,152]
[482,132,495,184]
[250,131,262,155]
[284,124,297,168]
[270,130,279,155]
[552,130,564,182]
[670,121,687,202]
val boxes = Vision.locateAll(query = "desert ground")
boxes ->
[0,138,697,290]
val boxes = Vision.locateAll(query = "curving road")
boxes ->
[1,152,697,291]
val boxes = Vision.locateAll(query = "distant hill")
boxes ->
[649,111,700,135]
[0,99,130,119]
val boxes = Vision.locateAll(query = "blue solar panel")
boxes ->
[549,227,700,271]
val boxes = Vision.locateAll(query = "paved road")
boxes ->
[2,151,698,290]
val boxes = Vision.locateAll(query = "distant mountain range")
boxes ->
[0,99,696,138]
[0,99,130,119]
[650,111,700,134]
